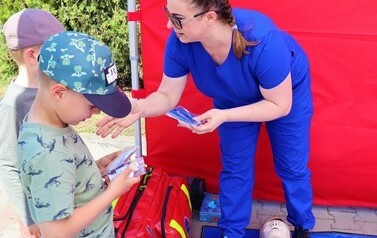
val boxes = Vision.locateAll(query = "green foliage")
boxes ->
[0,0,25,86]
[0,0,134,90]
[0,37,17,86]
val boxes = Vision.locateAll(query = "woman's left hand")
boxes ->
[189,109,228,134]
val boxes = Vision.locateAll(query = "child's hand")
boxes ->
[96,150,121,176]
[20,224,41,238]
[106,167,140,198]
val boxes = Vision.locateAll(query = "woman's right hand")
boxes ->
[96,99,141,138]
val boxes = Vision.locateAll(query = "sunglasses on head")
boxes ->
[163,5,209,30]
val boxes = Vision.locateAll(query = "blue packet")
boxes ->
[166,106,202,127]
[105,146,146,180]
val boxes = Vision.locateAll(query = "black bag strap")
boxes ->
[160,185,173,238]
[113,167,154,236]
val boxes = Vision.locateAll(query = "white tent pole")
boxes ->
[127,0,143,157]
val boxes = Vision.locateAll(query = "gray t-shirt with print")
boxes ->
[0,81,37,225]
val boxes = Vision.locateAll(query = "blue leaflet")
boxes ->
[166,106,201,127]
[105,146,146,180]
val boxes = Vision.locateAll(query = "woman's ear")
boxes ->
[205,10,218,23]
[50,84,68,100]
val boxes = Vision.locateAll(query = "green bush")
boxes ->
[0,35,16,88]
[0,0,135,90]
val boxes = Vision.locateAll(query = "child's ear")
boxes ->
[23,47,40,65]
[51,84,68,99]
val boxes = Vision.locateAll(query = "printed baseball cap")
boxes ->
[2,8,65,50]
[38,31,131,118]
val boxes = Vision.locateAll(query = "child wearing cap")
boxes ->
[17,31,138,237]
[0,8,65,237]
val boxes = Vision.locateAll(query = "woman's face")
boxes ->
[165,0,208,43]
[261,218,291,238]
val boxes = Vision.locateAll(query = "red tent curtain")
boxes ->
[138,0,377,208]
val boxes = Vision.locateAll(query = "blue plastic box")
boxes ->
[199,192,221,223]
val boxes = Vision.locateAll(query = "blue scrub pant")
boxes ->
[217,80,315,237]
[217,122,260,238]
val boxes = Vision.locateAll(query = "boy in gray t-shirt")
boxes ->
[17,31,139,237]
[0,9,65,237]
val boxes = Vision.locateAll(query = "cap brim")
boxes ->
[84,87,131,118]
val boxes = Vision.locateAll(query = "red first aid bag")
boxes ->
[113,167,192,237]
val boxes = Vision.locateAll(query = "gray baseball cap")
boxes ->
[2,9,65,50]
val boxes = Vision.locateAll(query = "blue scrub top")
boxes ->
[164,8,310,110]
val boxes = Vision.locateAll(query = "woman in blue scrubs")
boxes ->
[97,0,315,237]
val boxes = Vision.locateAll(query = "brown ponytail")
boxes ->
[232,26,258,59]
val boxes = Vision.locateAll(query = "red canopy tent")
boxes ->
[129,0,377,208]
